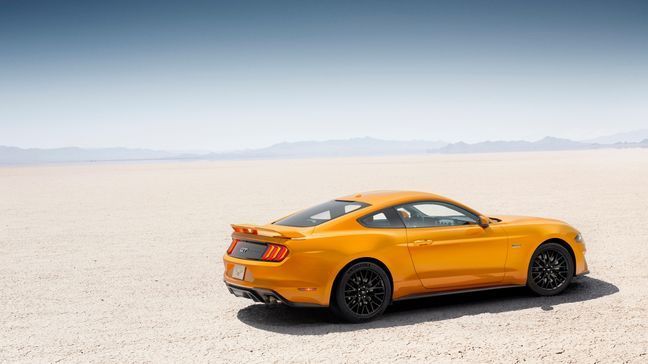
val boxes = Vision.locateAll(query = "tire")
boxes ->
[527,242,574,296]
[331,262,392,323]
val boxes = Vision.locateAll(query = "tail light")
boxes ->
[261,244,289,262]
[226,239,239,255]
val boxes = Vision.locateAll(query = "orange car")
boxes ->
[223,191,588,322]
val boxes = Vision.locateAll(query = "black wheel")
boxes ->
[527,242,574,296]
[331,262,391,323]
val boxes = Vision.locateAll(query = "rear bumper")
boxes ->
[223,254,332,306]
[225,282,324,307]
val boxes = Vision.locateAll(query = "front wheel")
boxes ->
[527,242,574,296]
[331,262,391,323]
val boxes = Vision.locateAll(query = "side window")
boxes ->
[358,208,405,228]
[397,202,477,228]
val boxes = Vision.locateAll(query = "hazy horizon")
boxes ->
[2,0,647,151]
[1,129,647,153]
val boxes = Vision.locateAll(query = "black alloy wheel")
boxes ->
[527,242,574,296]
[331,262,391,323]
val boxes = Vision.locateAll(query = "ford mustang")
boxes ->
[223,191,589,322]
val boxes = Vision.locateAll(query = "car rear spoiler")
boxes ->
[231,224,305,239]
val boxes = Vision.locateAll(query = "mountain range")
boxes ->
[1,130,647,164]
[202,138,447,160]
[582,129,648,144]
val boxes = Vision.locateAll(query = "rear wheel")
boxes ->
[331,262,391,323]
[527,242,574,296]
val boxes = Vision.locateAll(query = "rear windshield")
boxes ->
[274,200,369,227]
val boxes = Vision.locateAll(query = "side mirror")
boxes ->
[478,216,490,228]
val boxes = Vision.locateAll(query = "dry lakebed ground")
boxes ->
[1,149,647,363]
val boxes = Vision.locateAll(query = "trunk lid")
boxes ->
[228,223,312,262]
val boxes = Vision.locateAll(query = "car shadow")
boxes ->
[236,276,618,335]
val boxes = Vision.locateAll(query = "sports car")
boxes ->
[223,191,589,322]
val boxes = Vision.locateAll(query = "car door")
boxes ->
[398,201,508,290]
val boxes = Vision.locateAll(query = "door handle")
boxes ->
[413,239,434,246]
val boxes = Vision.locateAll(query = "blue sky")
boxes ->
[1,0,647,150]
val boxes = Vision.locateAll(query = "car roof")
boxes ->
[337,190,453,208]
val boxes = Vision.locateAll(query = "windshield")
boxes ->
[274,200,369,227]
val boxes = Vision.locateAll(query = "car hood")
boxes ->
[491,215,568,226]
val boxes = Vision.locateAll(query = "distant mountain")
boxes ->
[583,129,648,144]
[437,137,600,154]
[0,146,178,164]
[2,135,647,164]
[204,137,448,160]
[0,138,447,164]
